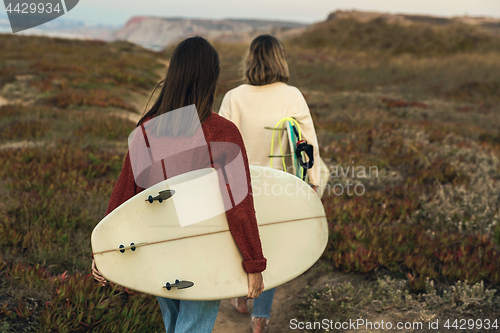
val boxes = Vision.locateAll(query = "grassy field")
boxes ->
[1,16,500,332]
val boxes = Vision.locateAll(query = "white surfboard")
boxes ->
[91,166,327,301]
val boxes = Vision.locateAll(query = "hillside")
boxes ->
[115,11,500,51]
[113,17,307,50]
[290,12,500,55]
[3,9,499,50]
[327,10,500,33]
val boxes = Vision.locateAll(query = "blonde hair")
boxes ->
[244,35,289,86]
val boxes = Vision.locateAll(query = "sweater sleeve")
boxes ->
[105,151,138,216]
[225,139,267,274]
[208,115,267,274]
[293,89,321,186]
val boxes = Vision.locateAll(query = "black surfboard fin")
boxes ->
[146,190,175,204]
[163,279,194,291]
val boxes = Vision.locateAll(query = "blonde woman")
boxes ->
[219,34,321,333]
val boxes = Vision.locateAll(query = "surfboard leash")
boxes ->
[267,117,315,181]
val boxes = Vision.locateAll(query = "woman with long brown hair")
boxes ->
[92,36,266,333]
[219,34,321,333]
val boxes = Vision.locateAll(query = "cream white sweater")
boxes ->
[219,82,321,186]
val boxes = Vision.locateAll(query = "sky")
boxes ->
[60,0,500,26]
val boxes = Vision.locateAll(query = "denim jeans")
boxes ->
[252,287,276,318]
[156,297,220,333]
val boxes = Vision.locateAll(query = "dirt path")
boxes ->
[211,268,423,333]
[0,140,46,150]
[212,268,318,333]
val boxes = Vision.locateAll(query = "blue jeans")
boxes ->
[156,297,220,333]
[252,287,276,318]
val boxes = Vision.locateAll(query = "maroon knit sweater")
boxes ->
[104,111,267,274]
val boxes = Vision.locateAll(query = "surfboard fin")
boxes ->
[146,190,175,204]
[163,279,194,291]
[92,242,150,255]
[117,242,148,253]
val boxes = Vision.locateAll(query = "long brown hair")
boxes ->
[138,37,220,135]
[244,34,289,86]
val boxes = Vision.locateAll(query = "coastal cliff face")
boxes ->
[113,17,307,50]
[113,11,500,51]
